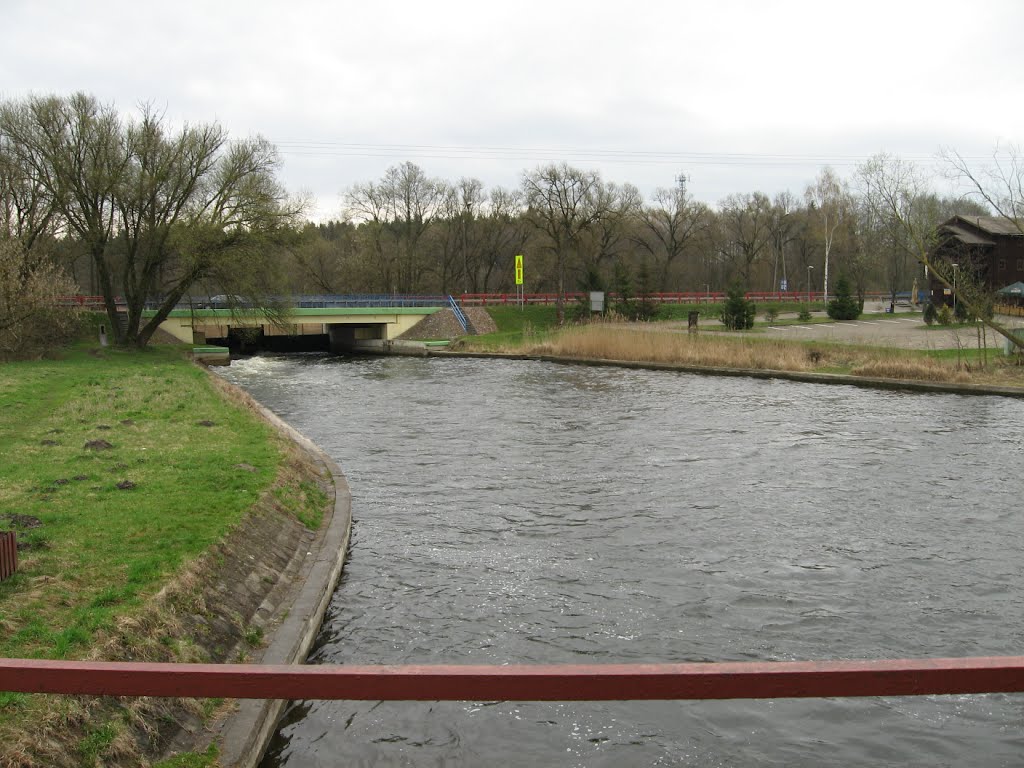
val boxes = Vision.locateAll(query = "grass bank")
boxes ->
[465,318,1024,388]
[0,340,326,766]
[467,302,836,349]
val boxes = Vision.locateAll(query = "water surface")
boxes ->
[217,355,1024,767]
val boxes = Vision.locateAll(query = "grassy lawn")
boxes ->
[472,302,836,346]
[0,344,281,665]
[468,305,560,349]
[655,301,827,322]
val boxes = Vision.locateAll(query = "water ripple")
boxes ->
[218,355,1024,767]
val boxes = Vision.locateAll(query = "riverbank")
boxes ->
[455,319,1024,393]
[0,344,348,767]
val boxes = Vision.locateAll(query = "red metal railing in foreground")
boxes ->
[2,657,1024,701]
[0,532,16,582]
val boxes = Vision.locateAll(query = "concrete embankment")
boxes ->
[433,350,1024,399]
[202,375,353,768]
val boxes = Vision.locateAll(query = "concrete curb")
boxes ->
[431,350,1024,399]
[212,385,353,768]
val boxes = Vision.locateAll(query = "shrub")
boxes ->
[616,298,661,322]
[567,297,593,323]
[798,307,813,322]
[826,276,861,320]
[720,285,755,330]
[936,304,953,325]
[923,302,937,325]
[0,240,78,360]
[953,299,970,323]
[763,308,778,323]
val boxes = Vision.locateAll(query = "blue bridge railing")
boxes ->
[145,295,452,311]
[291,294,450,309]
[448,295,469,332]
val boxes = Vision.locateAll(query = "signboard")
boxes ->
[780,278,788,292]
[590,292,605,312]
[515,254,524,285]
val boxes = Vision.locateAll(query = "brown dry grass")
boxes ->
[515,323,1016,387]
[850,359,971,382]
[528,324,813,370]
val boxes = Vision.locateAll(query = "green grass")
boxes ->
[273,479,329,530]
[656,301,827,322]
[0,343,281,662]
[917,321,978,331]
[78,723,118,767]
[467,305,560,348]
[153,743,219,768]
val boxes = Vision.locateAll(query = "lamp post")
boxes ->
[807,265,814,306]
[951,263,959,314]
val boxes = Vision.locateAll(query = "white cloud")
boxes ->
[3,0,1021,219]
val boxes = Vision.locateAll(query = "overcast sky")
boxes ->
[3,0,1022,220]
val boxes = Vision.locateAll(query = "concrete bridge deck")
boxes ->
[153,306,444,353]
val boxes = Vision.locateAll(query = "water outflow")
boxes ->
[217,355,1024,767]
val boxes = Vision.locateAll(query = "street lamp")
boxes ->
[951,263,959,314]
[807,265,814,306]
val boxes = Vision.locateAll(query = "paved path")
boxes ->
[699,309,1023,351]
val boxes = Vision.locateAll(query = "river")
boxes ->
[216,354,1024,767]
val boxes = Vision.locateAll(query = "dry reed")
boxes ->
[528,325,814,371]
[518,323,997,386]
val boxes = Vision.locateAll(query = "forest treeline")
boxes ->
[3,92,1020,354]
[280,159,986,305]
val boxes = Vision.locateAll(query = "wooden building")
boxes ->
[929,216,1024,304]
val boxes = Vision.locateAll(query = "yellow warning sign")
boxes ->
[515,254,524,285]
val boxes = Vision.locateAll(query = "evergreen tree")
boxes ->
[826,275,861,320]
[720,284,755,330]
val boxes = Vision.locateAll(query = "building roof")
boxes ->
[941,222,996,246]
[950,216,1023,237]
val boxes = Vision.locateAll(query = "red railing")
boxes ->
[60,292,901,311]
[0,532,16,582]
[57,295,107,309]
[456,292,897,306]
[458,292,727,306]
[2,657,1024,701]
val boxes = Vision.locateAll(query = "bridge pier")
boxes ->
[328,323,386,354]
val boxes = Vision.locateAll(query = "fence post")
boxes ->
[0,531,17,582]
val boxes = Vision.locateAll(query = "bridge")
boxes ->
[150,295,458,354]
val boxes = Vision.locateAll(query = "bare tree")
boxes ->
[943,143,1023,232]
[805,167,850,301]
[344,162,444,293]
[0,93,301,347]
[433,177,487,294]
[857,152,1022,351]
[0,240,77,359]
[580,180,641,277]
[717,192,774,288]
[345,179,396,291]
[637,174,710,291]
[478,186,529,293]
[767,191,799,294]
[521,163,605,322]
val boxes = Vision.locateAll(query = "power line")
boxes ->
[268,140,974,168]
